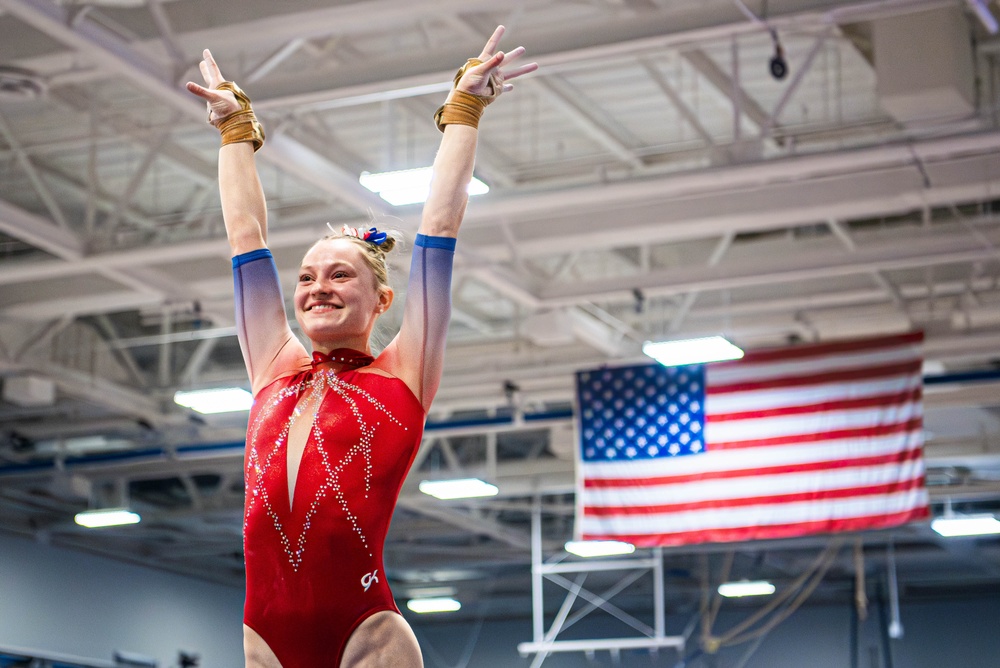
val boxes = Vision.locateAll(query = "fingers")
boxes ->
[185,81,214,101]
[480,24,505,58]
[201,49,224,83]
[502,62,538,82]
[503,46,526,63]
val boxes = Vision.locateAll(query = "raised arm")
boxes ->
[420,26,537,238]
[187,52,307,394]
[378,27,536,410]
[186,50,267,256]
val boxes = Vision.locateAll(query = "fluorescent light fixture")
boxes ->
[75,508,141,528]
[564,540,636,558]
[418,478,499,500]
[643,336,744,367]
[931,514,1000,537]
[718,580,776,598]
[360,167,488,206]
[406,597,461,614]
[174,387,253,414]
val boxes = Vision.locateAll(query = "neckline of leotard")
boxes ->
[310,348,375,371]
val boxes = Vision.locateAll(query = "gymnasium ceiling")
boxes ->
[1,0,1000,641]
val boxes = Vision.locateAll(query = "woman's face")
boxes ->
[293,238,391,352]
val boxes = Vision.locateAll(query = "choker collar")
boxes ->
[311,348,375,371]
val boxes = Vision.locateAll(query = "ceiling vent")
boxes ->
[872,7,975,125]
[0,66,46,101]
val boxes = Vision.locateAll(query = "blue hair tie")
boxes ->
[339,223,388,246]
[363,227,388,246]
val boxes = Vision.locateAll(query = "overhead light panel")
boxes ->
[931,514,1000,537]
[360,167,488,206]
[718,580,776,598]
[75,508,141,528]
[406,597,461,614]
[564,540,636,558]
[174,387,253,414]
[418,478,499,500]
[643,336,744,367]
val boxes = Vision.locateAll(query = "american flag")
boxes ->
[575,333,928,546]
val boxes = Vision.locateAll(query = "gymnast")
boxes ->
[186,25,535,668]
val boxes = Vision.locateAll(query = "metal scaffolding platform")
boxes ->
[517,500,686,667]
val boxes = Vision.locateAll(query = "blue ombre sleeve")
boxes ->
[232,249,309,395]
[392,234,455,410]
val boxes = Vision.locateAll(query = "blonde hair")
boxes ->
[315,228,401,292]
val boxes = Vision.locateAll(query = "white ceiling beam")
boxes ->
[0,197,83,259]
[0,0,386,215]
[530,77,644,169]
[2,131,998,289]
[638,57,716,146]
[538,230,999,305]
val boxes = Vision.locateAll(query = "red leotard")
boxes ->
[232,235,455,667]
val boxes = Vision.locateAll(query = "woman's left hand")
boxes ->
[456,25,538,99]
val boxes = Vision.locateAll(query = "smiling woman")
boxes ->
[185,25,536,668]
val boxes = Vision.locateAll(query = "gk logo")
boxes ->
[361,570,379,592]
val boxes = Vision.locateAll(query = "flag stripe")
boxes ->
[583,474,926,516]
[705,374,921,415]
[583,460,925,507]
[581,430,922,480]
[711,332,924,367]
[708,387,922,422]
[706,401,921,443]
[708,344,923,387]
[583,508,930,547]
[580,489,928,534]
[583,447,924,489]
[708,360,922,395]
[710,417,922,451]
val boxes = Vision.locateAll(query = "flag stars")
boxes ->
[579,362,708,462]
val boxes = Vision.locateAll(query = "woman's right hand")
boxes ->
[186,49,241,126]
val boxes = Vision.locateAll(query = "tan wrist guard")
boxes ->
[434,90,487,132]
[434,57,504,132]
[213,81,265,152]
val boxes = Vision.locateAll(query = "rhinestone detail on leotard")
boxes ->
[245,369,407,571]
